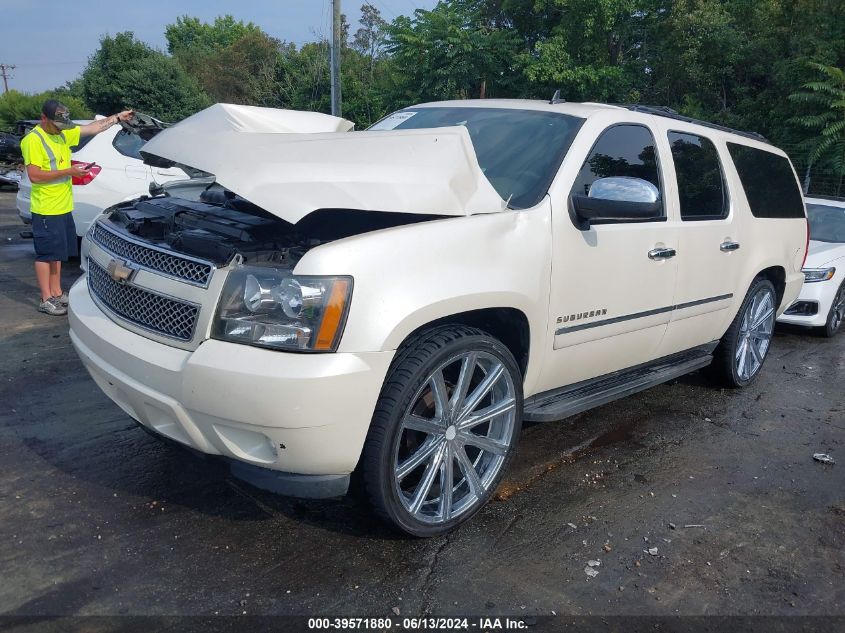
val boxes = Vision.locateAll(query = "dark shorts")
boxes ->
[32,212,78,262]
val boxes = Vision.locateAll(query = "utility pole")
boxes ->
[330,0,342,117]
[0,64,16,93]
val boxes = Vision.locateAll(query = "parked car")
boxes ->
[16,114,186,237]
[0,130,22,163]
[777,196,845,336]
[0,166,22,188]
[69,101,807,536]
[10,119,40,137]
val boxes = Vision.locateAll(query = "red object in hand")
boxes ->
[71,160,102,185]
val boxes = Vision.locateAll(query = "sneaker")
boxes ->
[53,292,69,306]
[38,298,67,316]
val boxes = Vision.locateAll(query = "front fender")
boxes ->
[293,201,553,393]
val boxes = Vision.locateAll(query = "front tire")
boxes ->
[709,277,777,388]
[820,282,845,338]
[361,325,523,537]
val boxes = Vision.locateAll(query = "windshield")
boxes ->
[807,203,845,243]
[370,107,584,209]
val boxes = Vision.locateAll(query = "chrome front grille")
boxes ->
[92,223,213,287]
[88,258,200,341]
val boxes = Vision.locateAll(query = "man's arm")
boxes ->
[27,163,91,184]
[20,134,88,183]
[78,110,134,138]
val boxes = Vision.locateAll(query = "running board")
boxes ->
[523,346,716,423]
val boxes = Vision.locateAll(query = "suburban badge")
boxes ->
[557,309,608,324]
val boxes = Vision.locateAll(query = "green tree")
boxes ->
[387,0,522,103]
[177,30,283,104]
[349,4,393,125]
[80,32,209,121]
[790,63,845,181]
[0,90,93,129]
[649,0,740,113]
[265,11,397,128]
[520,0,666,102]
[275,41,332,113]
[354,3,389,69]
[165,15,262,55]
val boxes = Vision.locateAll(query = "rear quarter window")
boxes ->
[112,129,146,160]
[726,143,804,219]
[71,135,94,154]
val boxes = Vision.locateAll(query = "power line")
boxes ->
[372,0,398,20]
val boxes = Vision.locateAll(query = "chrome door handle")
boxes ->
[720,241,740,252]
[648,247,677,260]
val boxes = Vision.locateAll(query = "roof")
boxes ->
[805,195,845,207]
[409,99,621,119]
[407,99,768,144]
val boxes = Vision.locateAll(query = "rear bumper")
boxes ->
[68,277,395,493]
[16,188,30,225]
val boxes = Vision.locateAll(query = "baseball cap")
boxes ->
[42,99,75,130]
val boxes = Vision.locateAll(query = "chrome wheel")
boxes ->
[829,286,845,333]
[735,286,775,381]
[392,350,517,524]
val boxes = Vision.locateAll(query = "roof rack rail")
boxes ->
[617,104,768,142]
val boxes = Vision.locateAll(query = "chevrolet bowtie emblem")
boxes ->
[106,258,135,283]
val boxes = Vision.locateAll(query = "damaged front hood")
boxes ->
[141,105,506,224]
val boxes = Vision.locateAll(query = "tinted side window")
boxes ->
[727,143,804,219]
[70,135,94,153]
[112,129,146,160]
[668,132,726,220]
[571,124,662,212]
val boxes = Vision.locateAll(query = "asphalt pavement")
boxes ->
[0,189,843,623]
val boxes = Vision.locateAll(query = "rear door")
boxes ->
[657,128,744,355]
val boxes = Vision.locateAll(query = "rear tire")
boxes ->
[361,325,523,537]
[709,277,777,388]
[820,282,845,338]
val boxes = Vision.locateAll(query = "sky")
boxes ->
[0,0,438,94]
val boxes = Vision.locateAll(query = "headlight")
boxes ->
[213,267,353,352]
[802,267,836,283]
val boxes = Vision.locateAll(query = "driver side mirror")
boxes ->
[571,176,662,229]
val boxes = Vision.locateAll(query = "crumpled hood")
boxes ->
[151,102,355,134]
[140,104,506,224]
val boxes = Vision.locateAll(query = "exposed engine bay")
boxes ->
[99,188,442,269]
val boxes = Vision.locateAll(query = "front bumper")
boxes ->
[68,277,394,496]
[777,275,840,328]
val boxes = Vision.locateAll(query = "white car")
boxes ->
[778,196,845,336]
[17,115,186,237]
[69,101,807,536]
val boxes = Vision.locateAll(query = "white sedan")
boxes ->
[778,196,845,336]
[16,114,186,238]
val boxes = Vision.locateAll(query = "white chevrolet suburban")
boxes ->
[69,101,808,536]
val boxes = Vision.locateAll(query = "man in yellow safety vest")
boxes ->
[21,99,133,315]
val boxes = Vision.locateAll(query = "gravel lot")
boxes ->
[0,188,843,621]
